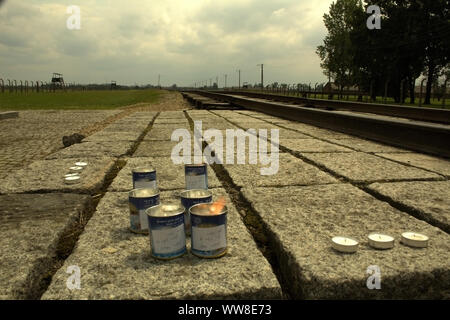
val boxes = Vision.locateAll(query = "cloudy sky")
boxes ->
[0,0,333,87]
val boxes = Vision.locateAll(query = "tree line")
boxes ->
[316,0,449,104]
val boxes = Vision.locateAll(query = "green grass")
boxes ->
[0,89,163,110]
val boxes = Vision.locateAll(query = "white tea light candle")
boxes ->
[64,175,81,185]
[331,236,359,253]
[75,161,88,167]
[401,232,429,248]
[69,166,83,173]
[368,233,395,249]
[64,173,79,178]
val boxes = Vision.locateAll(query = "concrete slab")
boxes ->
[281,122,355,140]
[108,157,223,192]
[0,193,93,299]
[143,128,190,141]
[375,153,450,177]
[279,138,354,153]
[153,118,188,125]
[83,131,142,142]
[231,122,284,131]
[46,141,134,159]
[102,123,148,133]
[242,185,450,299]
[0,111,19,120]
[41,190,282,299]
[157,111,186,119]
[0,157,115,194]
[223,153,338,187]
[328,138,412,153]
[367,181,450,233]
[303,152,443,183]
[151,123,191,131]
[133,140,199,158]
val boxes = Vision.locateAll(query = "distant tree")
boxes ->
[316,0,364,97]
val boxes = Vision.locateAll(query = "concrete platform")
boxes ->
[223,153,338,187]
[108,157,223,192]
[46,141,134,159]
[375,153,450,177]
[0,193,93,299]
[0,157,115,195]
[242,184,450,299]
[41,190,282,300]
[0,111,19,120]
[367,181,450,233]
[302,152,443,183]
[279,138,354,153]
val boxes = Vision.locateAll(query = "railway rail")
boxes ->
[182,90,450,158]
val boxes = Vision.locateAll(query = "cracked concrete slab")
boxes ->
[367,181,450,233]
[0,193,93,299]
[242,184,450,299]
[375,153,450,177]
[0,157,115,194]
[302,152,443,183]
[41,190,282,300]
[108,157,223,192]
[223,153,338,187]
[46,141,134,159]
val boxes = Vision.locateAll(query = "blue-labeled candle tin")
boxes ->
[185,163,208,190]
[180,189,213,236]
[146,203,187,260]
[128,188,160,234]
[132,167,157,189]
[189,202,228,259]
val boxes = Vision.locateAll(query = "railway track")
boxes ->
[182,90,450,158]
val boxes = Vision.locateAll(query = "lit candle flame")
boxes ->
[209,197,226,215]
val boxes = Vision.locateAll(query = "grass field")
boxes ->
[0,89,162,110]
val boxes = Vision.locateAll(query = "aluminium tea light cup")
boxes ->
[401,232,429,248]
[368,233,395,250]
[69,166,84,173]
[331,236,359,253]
[75,161,88,168]
[64,175,81,185]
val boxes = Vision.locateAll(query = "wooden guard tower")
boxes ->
[51,73,65,90]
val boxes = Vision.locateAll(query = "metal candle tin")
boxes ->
[146,203,187,260]
[128,188,160,234]
[189,203,228,259]
[185,163,208,190]
[132,167,157,189]
[180,189,213,235]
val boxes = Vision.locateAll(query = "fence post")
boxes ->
[0,78,3,93]
[13,80,17,93]
[419,78,427,107]
[25,80,29,93]
[442,78,448,107]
